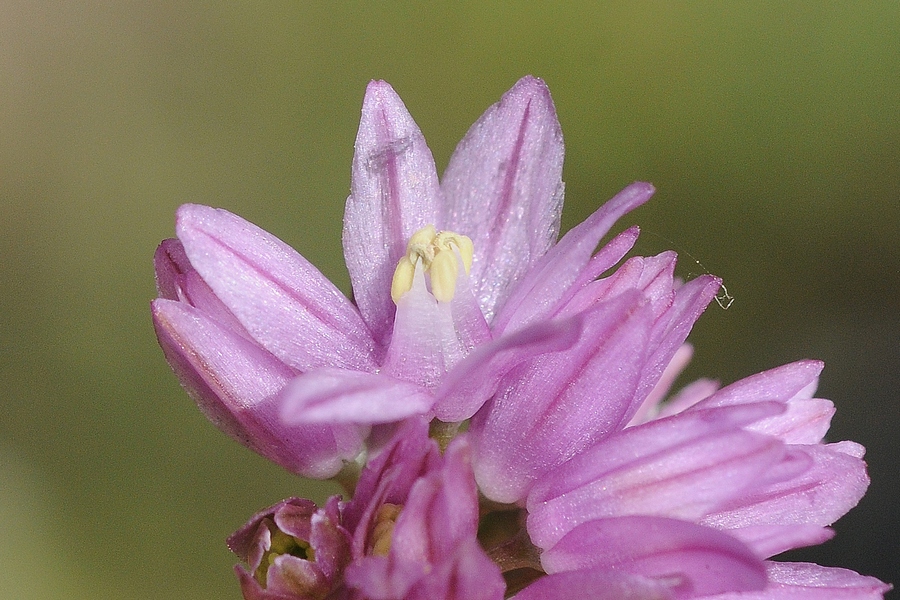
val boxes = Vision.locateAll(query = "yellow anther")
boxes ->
[429,250,458,302]
[370,503,403,556]
[390,225,474,304]
[390,257,417,304]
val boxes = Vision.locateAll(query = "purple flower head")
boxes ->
[153,77,889,599]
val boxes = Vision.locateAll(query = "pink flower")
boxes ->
[151,76,647,477]
[153,76,890,599]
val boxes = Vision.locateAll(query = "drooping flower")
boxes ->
[153,76,889,599]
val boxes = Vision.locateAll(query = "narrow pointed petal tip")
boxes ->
[441,75,565,322]
[345,80,442,345]
[493,181,656,333]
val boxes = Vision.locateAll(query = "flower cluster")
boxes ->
[152,77,890,599]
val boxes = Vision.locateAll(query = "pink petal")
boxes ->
[434,313,583,422]
[406,537,505,600]
[512,569,674,600]
[702,442,869,530]
[176,203,378,372]
[691,360,825,410]
[493,181,656,334]
[572,225,642,289]
[152,299,363,479]
[471,292,652,503]
[541,516,767,599]
[279,368,434,425]
[746,397,835,444]
[526,403,788,549]
[391,437,480,564]
[708,561,891,599]
[725,524,835,558]
[440,75,565,323]
[343,80,441,346]
[657,378,721,418]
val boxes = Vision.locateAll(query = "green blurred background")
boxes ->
[1,2,897,598]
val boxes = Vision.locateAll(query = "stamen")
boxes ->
[390,224,474,304]
[370,503,403,556]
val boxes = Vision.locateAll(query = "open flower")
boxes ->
[153,76,889,599]
[152,76,654,478]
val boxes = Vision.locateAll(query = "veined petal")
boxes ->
[691,360,825,409]
[493,181,656,334]
[151,299,363,478]
[471,292,652,504]
[707,562,891,600]
[344,80,441,345]
[725,524,835,559]
[526,403,789,549]
[440,75,565,323]
[176,203,378,372]
[745,397,835,444]
[512,569,674,600]
[434,313,582,422]
[688,360,831,443]
[541,516,767,599]
[278,368,434,425]
[702,441,869,530]
[390,437,480,564]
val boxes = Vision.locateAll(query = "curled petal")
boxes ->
[176,203,378,372]
[154,238,191,300]
[434,313,583,422]
[344,80,442,345]
[279,368,434,425]
[441,75,565,322]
